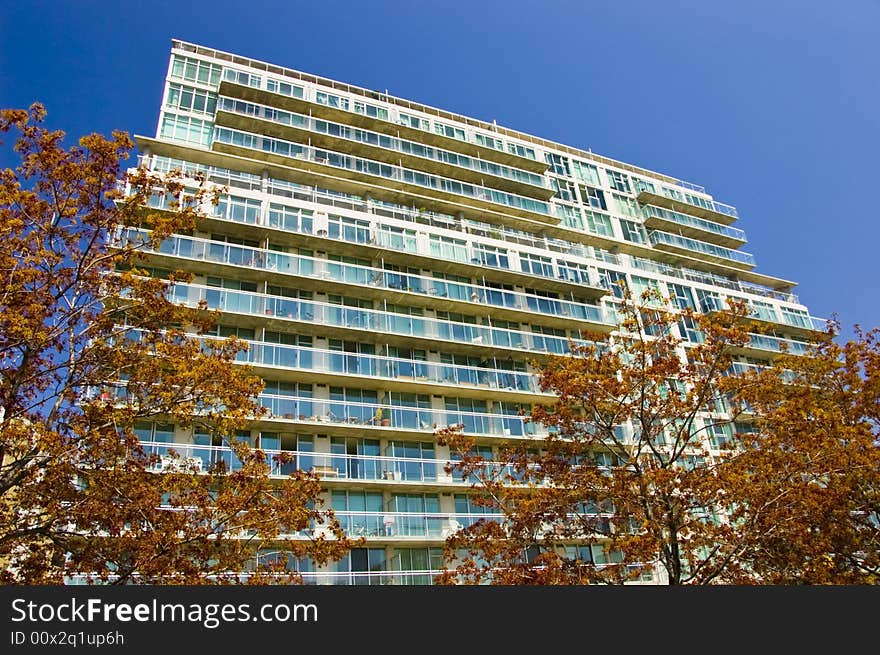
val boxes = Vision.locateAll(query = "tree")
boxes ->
[0,104,355,584]
[719,324,880,583]
[438,283,809,585]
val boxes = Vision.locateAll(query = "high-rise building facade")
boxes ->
[129,40,822,584]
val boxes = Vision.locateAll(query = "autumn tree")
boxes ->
[718,324,880,584]
[438,284,789,585]
[0,104,355,584]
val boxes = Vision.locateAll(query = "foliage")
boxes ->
[0,104,355,583]
[719,325,880,583]
[438,283,876,585]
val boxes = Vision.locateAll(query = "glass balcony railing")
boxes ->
[234,341,541,393]
[121,327,543,394]
[139,154,798,305]
[641,205,746,242]
[120,229,611,326]
[328,511,503,539]
[163,281,587,356]
[746,333,811,356]
[726,361,799,384]
[256,393,546,439]
[218,66,540,165]
[142,441,525,485]
[655,185,739,220]
[213,126,552,217]
[648,230,756,267]
[217,96,549,190]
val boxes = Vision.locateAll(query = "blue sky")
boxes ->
[2,0,878,340]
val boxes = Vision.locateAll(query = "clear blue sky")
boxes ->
[2,0,878,340]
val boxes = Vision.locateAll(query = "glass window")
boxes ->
[606,170,632,193]
[519,252,555,278]
[619,219,646,244]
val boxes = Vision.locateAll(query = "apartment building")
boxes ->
[127,39,823,584]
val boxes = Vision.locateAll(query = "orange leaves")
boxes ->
[0,103,354,583]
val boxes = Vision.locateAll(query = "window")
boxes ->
[780,306,811,328]
[556,203,583,229]
[327,215,370,244]
[474,132,503,150]
[553,178,577,202]
[376,224,417,252]
[133,421,175,444]
[580,185,607,211]
[429,234,468,263]
[315,91,349,111]
[445,397,489,434]
[382,262,422,292]
[584,210,614,237]
[223,68,261,88]
[619,219,646,244]
[170,55,222,86]
[392,548,443,583]
[387,392,431,429]
[519,252,555,278]
[159,113,212,147]
[558,261,595,285]
[214,195,261,224]
[708,422,733,449]
[606,170,632,193]
[399,112,430,130]
[267,203,313,233]
[630,275,660,304]
[572,160,601,186]
[633,178,656,194]
[597,268,627,298]
[165,83,216,115]
[353,100,388,120]
[206,276,257,292]
[507,142,536,160]
[545,153,571,177]
[266,78,304,98]
[613,193,640,218]
[473,243,509,269]
[386,441,436,482]
[668,284,696,311]
[751,300,778,322]
[390,494,441,537]
[531,325,568,354]
[433,120,466,141]
[261,381,312,420]
[205,324,254,340]
[696,289,723,313]
[332,490,383,537]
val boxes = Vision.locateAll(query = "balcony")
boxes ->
[142,441,529,489]
[162,281,593,358]
[641,205,746,248]
[137,153,799,297]
[195,334,549,403]
[636,189,739,225]
[255,393,549,442]
[210,126,557,226]
[214,98,554,200]
[217,78,550,174]
[648,230,756,270]
[746,309,828,338]
[120,228,612,330]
